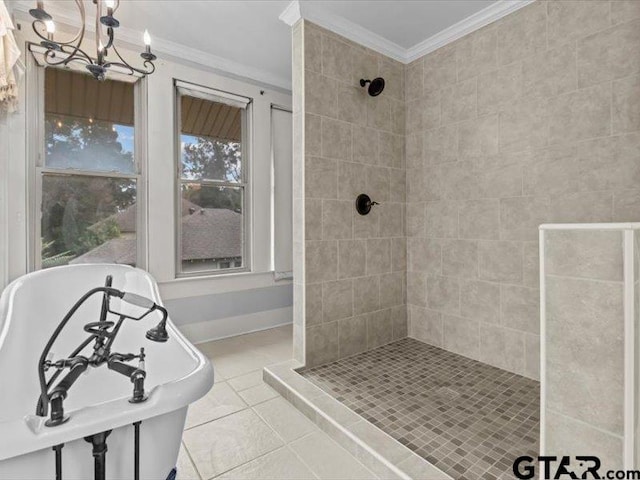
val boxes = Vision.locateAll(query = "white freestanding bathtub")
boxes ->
[0,264,214,480]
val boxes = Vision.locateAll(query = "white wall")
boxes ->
[0,13,293,341]
[0,114,8,290]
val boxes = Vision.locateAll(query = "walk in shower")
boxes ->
[285,3,640,478]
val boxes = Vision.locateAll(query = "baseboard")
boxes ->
[175,306,293,344]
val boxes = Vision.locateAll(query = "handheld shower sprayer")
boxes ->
[119,292,169,343]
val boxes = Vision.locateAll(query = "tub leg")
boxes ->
[134,421,141,480]
[84,430,111,480]
[52,443,63,480]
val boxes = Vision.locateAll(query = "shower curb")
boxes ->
[263,360,452,480]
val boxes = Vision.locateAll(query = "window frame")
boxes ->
[174,79,253,278]
[28,66,147,271]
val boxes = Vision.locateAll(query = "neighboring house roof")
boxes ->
[180,199,202,217]
[102,198,201,234]
[70,237,136,265]
[71,207,241,264]
[109,204,136,233]
[181,208,242,260]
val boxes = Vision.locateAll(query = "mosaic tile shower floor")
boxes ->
[301,338,540,480]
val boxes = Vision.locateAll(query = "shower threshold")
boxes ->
[302,338,540,479]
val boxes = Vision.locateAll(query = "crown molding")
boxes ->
[10,0,292,91]
[296,1,406,63]
[405,0,535,62]
[10,0,536,89]
[278,1,301,27]
[279,0,534,65]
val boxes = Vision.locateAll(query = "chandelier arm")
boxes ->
[104,27,115,51]
[95,0,101,56]
[103,60,156,77]
[70,0,86,45]
[108,43,156,75]
[61,44,94,65]
[40,44,94,67]
[31,1,86,48]
[43,49,91,67]
[31,19,51,43]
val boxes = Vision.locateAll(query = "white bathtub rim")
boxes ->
[0,361,213,461]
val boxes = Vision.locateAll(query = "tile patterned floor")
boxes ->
[178,325,377,480]
[301,338,540,480]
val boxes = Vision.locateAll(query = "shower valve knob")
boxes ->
[355,194,379,216]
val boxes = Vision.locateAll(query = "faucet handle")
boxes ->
[44,357,77,371]
[138,347,146,371]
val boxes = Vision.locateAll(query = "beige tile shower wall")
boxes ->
[294,21,408,368]
[543,228,625,469]
[404,0,640,379]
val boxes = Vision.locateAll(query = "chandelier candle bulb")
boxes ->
[45,20,54,41]
[104,0,115,18]
[140,30,156,61]
[98,41,105,63]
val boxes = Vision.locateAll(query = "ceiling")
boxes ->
[301,1,494,49]
[110,0,293,88]
[11,0,505,90]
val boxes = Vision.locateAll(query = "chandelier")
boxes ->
[28,0,157,81]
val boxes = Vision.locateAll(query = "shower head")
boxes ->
[360,77,385,97]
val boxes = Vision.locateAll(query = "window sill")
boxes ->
[174,266,251,280]
[158,270,291,300]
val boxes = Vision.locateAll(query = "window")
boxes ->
[271,106,293,276]
[176,82,251,276]
[37,68,141,269]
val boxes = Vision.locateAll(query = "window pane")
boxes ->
[180,184,243,272]
[41,175,137,268]
[44,68,135,174]
[180,94,243,182]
